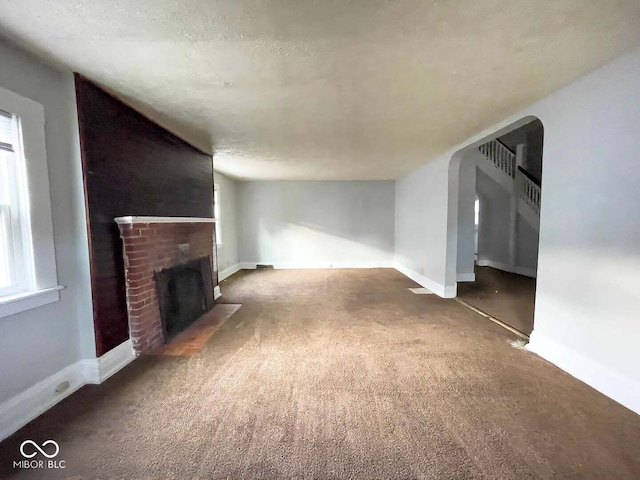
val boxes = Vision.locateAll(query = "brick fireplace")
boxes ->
[115,216,218,355]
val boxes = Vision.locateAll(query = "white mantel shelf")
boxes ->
[114,216,217,225]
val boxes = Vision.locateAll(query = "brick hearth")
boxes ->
[115,216,218,355]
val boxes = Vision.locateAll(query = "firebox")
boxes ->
[155,257,215,342]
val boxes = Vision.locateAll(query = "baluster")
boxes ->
[503,149,507,173]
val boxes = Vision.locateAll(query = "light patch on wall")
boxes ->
[253,220,393,268]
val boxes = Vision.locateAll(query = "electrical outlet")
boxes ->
[55,381,70,394]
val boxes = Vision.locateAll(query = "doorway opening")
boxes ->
[448,117,543,337]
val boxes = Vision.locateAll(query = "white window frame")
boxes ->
[0,85,63,319]
[214,183,222,245]
[0,111,34,297]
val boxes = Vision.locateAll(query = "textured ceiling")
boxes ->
[1,1,640,180]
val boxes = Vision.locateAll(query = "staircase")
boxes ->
[478,139,541,229]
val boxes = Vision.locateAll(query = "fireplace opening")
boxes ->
[155,256,215,342]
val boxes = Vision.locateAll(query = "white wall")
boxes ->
[238,181,395,268]
[394,160,451,294]
[476,168,512,266]
[456,157,476,280]
[395,46,640,414]
[515,217,539,273]
[0,40,94,404]
[214,171,239,276]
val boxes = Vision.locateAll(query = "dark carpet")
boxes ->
[1,269,639,479]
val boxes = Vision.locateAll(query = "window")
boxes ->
[474,196,480,257]
[0,109,33,296]
[0,85,61,318]
[214,184,221,245]
[474,196,480,227]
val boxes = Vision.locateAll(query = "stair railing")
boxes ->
[479,139,541,213]
[478,139,515,178]
[516,167,541,212]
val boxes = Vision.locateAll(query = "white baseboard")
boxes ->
[239,262,258,270]
[527,331,640,415]
[214,285,221,300]
[393,263,456,298]
[476,259,537,278]
[456,272,476,282]
[85,339,136,384]
[218,263,242,281]
[0,340,136,441]
[239,261,394,270]
[0,361,86,441]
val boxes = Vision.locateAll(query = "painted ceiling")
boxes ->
[1,0,640,179]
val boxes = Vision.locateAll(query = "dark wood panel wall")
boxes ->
[75,75,216,356]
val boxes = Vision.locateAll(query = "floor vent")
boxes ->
[256,264,274,270]
[409,287,433,295]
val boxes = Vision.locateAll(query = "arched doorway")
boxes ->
[446,116,544,337]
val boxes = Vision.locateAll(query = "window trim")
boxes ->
[0,113,34,297]
[0,203,19,296]
[0,85,62,319]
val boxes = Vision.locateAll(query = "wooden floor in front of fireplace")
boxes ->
[152,303,241,357]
